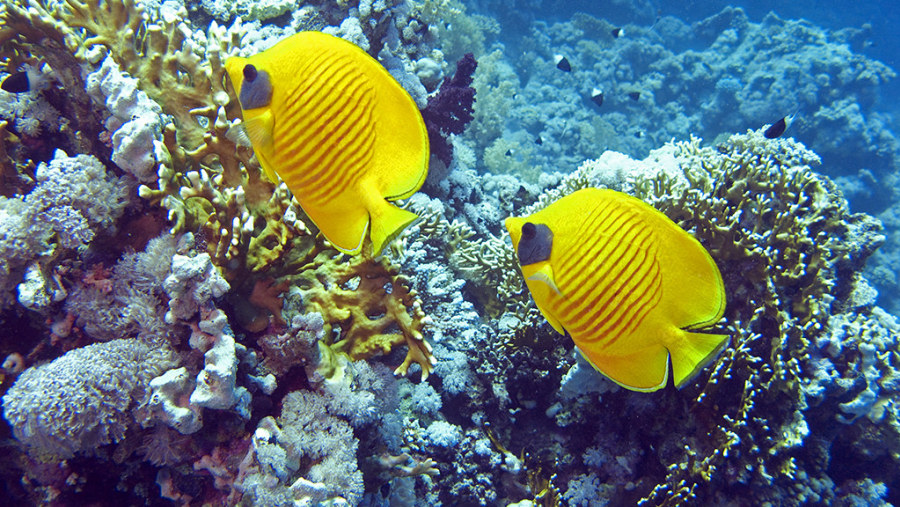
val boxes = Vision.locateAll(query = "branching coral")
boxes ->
[294,245,435,381]
[622,131,886,505]
[447,129,891,505]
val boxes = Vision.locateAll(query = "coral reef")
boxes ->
[2,338,175,458]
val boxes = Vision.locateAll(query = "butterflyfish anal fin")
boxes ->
[580,343,670,392]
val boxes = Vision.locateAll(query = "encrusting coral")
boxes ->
[1,338,176,459]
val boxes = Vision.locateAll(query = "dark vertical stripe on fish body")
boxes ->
[566,233,656,343]
[556,204,662,348]
[557,208,643,305]
[285,74,372,186]
[567,235,652,333]
[594,263,662,351]
[273,51,377,205]
[555,205,629,282]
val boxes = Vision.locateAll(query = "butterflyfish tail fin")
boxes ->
[669,329,729,389]
[368,198,419,256]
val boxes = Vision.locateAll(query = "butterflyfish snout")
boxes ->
[225,31,429,256]
[505,188,728,392]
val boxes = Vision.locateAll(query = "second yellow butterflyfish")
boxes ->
[505,188,728,392]
[225,31,429,256]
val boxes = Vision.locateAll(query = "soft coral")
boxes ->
[421,53,477,167]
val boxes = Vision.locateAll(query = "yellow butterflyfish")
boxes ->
[505,188,728,392]
[225,31,429,256]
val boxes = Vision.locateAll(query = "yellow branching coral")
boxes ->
[628,130,884,505]
[5,0,436,384]
[295,247,435,381]
[61,0,245,152]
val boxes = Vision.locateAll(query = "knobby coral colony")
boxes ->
[0,0,897,505]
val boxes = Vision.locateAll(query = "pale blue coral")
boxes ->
[0,150,129,309]
[1,338,175,458]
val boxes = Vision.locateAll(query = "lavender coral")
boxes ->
[422,53,478,167]
[1,338,175,458]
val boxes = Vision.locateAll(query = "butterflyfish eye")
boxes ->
[517,222,553,265]
[522,222,537,239]
[238,66,272,110]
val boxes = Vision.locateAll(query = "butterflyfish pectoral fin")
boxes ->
[527,264,566,334]
[242,110,279,182]
[527,264,561,295]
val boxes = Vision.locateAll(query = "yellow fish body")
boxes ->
[505,188,727,392]
[225,32,429,255]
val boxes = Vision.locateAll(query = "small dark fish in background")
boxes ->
[591,88,604,107]
[554,55,571,72]
[628,91,641,101]
[505,149,513,156]
[611,27,625,38]
[534,136,543,145]
[763,112,797,139]
[1,71,30,93]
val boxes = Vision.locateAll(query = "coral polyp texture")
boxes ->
[1,0,899,505]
